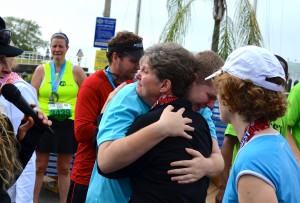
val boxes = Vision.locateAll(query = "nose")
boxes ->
[2,60,11,72]
[135,72,141,80]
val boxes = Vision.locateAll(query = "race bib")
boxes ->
[48,103,72,121]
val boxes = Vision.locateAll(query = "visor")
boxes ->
[0,44,24,57]
[108,40,144,60]
[124,49,144,60]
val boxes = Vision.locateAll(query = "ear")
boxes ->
[194,73,199,83]
[160,79,172,94]
[112,52,118,61]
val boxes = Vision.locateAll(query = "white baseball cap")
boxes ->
[205,45,286,92]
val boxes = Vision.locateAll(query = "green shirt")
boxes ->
[224,124,239,163]
[286,83,300,149]
[38,60,78,120]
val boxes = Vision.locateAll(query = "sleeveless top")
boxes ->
[38,60,78,120]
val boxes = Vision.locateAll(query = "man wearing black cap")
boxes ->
[68,31,143,203]
[0,16,50,203]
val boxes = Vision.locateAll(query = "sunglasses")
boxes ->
[0,29,12,45]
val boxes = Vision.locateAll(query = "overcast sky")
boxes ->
[1,0,300,73]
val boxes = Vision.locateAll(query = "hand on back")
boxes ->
[157,105,194,139]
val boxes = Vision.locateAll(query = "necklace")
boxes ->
[240,120,270,149]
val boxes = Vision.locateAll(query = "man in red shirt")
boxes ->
[67,31,144,203]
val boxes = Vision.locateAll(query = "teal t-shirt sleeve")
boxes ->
[199,107,217,140]
[97,83,150,146]
[225,124,237,137]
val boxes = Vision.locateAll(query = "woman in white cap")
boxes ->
[208,45,300,202]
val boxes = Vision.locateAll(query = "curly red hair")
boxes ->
[214,73,287,123]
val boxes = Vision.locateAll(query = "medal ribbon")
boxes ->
[240,120,270,149]
[50,60,66,95]
[105,66,117,89]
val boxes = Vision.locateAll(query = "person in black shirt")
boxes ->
[102,43,213,202]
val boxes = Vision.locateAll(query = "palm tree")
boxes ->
[159,0,263,59]
[211,0,226,52]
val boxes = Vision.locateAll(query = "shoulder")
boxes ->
[225,124,237,136]
[34,64,45,73]
[71,64,87,86]
[14,80,34,91]
[13,81,38,103]
[111,82,138,101]
[288,83,300,99]
[83,71,105,84]
[72,65,84,73]
[292,83,300,90]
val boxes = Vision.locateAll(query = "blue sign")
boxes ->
[94,17,116,48]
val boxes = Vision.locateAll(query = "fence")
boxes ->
[16,51,88,67]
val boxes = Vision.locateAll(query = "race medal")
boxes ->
[49,92,59,103]
[48,103,72,121]
[49,94,54,102]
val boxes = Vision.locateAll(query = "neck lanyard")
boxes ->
[240,120,270,149]
[151,94,178,109]
[105,66,116,89]
[50,60,66,93]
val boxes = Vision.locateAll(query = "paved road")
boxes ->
[38,180,219,203]
[39,185,60,203]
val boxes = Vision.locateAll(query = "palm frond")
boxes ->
[159,0,195,44]
[234,0,263,47]
[218,14,235,60]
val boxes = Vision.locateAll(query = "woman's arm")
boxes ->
[73,65,87,87]
[238,175,277,203]
[98,105,194,173]
[167,138,224,183]
[166,107,225,183]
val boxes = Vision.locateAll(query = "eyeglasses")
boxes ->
[0,29,12,46]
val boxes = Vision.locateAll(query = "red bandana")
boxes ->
[240,120,270,149]
[151,94,178,109]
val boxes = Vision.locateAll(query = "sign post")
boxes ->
[93,17,116,48]
[94,50,109,71]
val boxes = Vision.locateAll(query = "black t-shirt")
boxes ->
[103,98,212,203]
